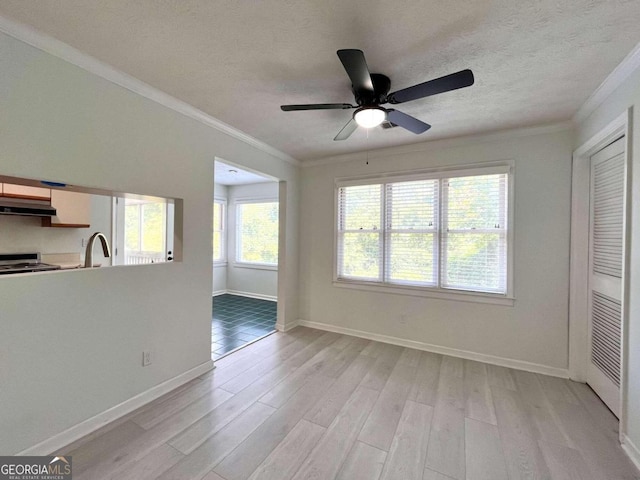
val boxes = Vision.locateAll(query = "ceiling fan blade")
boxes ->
[388,69,474,104]
[281,103,354,111]
[337,49,374,93]
[334,118,358,141]
[386,109,431,134]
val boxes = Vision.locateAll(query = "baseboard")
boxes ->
[297,320,569,378]
[212,290,227,297]
[276,319,299,332]
[17,360,214,456]
[622,434,640,471]
[226,290,277,302]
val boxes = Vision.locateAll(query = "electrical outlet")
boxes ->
[81,238,87,248]
[142,351,152,367]
[399,314,407,325]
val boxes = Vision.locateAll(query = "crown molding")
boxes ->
[573,41,640,124]
[0,14,300,167]
[301,121,573,167]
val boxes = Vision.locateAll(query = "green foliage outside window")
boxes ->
[238,202,279,265]
[338,172,507,294]
[125,204,140,251]
[444,175,504,291]
[142,203,165,252]
[341,232,380,279]
[124,201,166,253]
[213,202,224,261]
[388,233,435,284]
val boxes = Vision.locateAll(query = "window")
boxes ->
[213,200,226,262]
[123,198,168,264]
[336,165,511,297]
[236,201,279,266]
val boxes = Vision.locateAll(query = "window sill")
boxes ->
[233,262,278,271]
[213,261,228,267]
[332,280,515,306]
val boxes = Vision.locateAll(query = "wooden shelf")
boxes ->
[41,218,90,228]
[0,193,51,202]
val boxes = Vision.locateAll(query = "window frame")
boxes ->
[234,197,279,270]
[213,197,227,265]
[333,162,515,305]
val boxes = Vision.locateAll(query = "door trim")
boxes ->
[569,108,632,441]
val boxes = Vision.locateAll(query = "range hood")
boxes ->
[0,199,56,217]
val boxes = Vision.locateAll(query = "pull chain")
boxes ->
[366,128,370,165]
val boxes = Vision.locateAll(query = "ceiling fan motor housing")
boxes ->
[354,73,391,106]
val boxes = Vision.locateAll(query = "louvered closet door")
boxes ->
[587,136,625,417]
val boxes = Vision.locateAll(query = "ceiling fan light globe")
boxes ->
[354,107,386,128]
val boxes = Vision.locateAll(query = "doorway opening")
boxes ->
[112,196,175,265]
[212,159,280,360]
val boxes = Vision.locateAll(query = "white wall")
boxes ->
[574,66,640,461]
[0,194,113,266]
[0,31,299,454]
[226,182,279,299]
[299,128,573,371]
[213,183,228,294]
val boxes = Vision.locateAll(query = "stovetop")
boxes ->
[0,253,61,275]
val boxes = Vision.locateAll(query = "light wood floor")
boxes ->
[59,327,640,480]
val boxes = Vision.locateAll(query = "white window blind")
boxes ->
[337,184,382,281]
[385,180,438,286]
[336,167,511,296]
[442,174,508,293]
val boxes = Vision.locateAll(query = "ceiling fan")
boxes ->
[280,49,474,141]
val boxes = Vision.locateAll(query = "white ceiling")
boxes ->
[214,160,274,186]
[1,1,639,161]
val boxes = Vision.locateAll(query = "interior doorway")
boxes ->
[112,196,174,265]
[211,159,280,360]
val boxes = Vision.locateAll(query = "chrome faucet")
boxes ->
[84,232,111,268]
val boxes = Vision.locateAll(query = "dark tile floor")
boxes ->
[211,294,277,360]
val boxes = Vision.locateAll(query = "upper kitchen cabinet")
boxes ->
[1,183,51,201]
[42,190,91,228]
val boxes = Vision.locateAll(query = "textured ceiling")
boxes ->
[214,160,273,186]
[1,1,639,161]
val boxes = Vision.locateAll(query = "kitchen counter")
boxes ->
[57,262,82,270]
[41,253,82,270]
